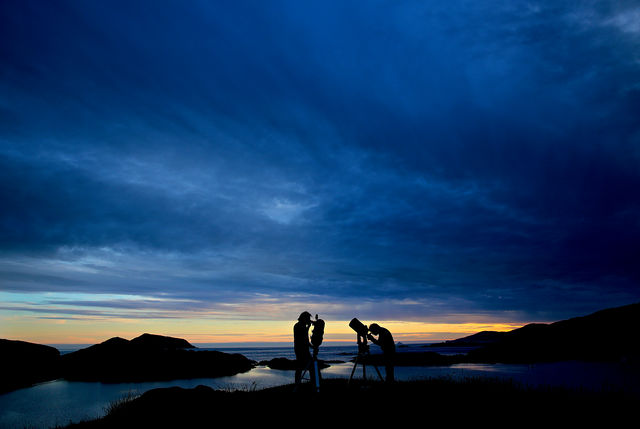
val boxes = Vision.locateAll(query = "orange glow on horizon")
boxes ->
[0,315,525,345]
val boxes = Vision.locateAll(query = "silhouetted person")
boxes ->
[367,323,395,383]
[294,311,313,387]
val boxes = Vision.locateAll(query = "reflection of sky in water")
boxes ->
[451,363,531,373]
[2,361,639,429]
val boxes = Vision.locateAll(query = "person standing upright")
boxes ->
[293,311,313,387]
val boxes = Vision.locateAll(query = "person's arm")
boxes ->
[367,333,380,345]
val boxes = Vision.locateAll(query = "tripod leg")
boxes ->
[349,357,359,384]
[294,355,313,392]
[313,359,320,392]
[373,365,384,382]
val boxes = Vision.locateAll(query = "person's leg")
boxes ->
[295,353,312,388]
[384,352,395,383]
[295,366,302,385]
[295,353,304,385]
[386,363,394,383]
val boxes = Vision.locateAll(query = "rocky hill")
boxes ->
[0,339,60,393]
[61,333,253,382]
[466,302,640,363]
[0,333,254,392]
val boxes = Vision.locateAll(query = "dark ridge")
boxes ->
[428,330,506,347]
[467,302,640,363]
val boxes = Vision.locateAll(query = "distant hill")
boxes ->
[66,333,194,359]
[466,302,640,363]
[130,333,195,350]
[389,302,640,366]
[61,333,253,382]
[429,331,506,347]
[0,333,254,393]
[0,339,60,394]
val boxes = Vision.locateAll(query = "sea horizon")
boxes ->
[46,340,439,353]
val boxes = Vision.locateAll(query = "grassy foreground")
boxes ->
[62,376,637,427]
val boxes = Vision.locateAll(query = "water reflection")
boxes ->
[1,361,638,429]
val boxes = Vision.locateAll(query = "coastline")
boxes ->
[2,359,639,429]
[63,378,637,428]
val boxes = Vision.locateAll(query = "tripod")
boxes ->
[301,346,321,392]
[349,342,384,384]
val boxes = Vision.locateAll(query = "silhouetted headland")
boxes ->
[465,302,640,363]
[428,330,505,347]
[366,302,640,366]
[61,333,254,382]
[0,339,60,394]
[0,333,254,392]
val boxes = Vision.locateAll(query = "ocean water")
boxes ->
[1,344,639,429]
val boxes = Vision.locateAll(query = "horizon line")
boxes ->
[45,339,441,349]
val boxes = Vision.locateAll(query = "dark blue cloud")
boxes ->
[1,0,639,321]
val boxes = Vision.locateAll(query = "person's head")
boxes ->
[368,323,380,335]
[298,311,312,323]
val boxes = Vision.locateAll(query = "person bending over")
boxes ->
[367,323,395,383]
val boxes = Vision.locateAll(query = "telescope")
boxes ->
[349,318,368,337]
[310,314,325,348]
[304,314,324,392]
[349,317,369,353]
[347,318,384,383]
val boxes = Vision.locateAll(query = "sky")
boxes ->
[1,0,639,345]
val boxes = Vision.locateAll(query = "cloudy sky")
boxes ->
[1,0,639,344]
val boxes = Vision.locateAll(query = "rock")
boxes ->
[258,357,331,370]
